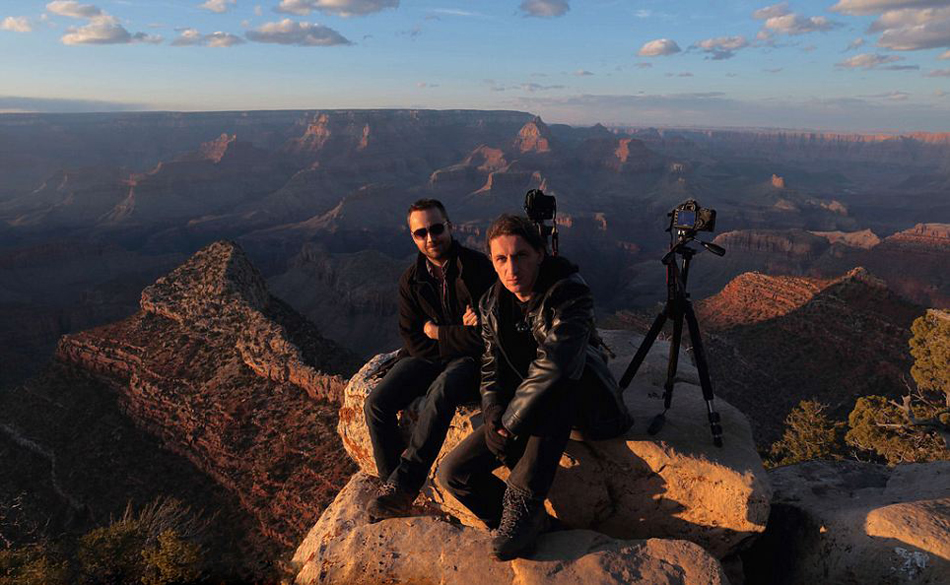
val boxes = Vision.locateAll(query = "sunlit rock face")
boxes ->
[291,472,731,585]
[337,330,771,560]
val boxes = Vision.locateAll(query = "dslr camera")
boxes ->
[524,189,556,223]
[671,199,717,233]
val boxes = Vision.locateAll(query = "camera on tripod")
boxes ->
[671,199,716,233]
[524,189,559,256]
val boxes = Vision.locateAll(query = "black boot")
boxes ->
[367,480,417,523]
[491,486,546,561]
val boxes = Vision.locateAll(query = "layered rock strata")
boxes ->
[292,473,730,585]
[55,240,360,549]
[337,330,771,559]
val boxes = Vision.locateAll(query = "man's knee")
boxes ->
[429,357,477,403]
[437,452,463,494]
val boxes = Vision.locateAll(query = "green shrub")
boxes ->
[846,395,948,465]
[768,399,844,467]
[0,544,69,585]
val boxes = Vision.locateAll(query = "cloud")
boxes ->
[638,38,681,56]
[861,90,911,100]
[764,67,784,73]
[665,72,694,77]
[752,3,791,20]
[62,14,162,44]
[836,52,918,69]
[416,82,439,88]
[0,95,147,112]
[847,37,866,50]
[831,1,947,16]
[635,62,653,69]
[1,16,32,32]
[172,28,244,46]
[925,68,950,76]
[941,49,950,58]
[275,0,398,17]
[47,2,162,45]
[753,3,839,36]
[246,19,351,45]
[255,5,263,16]
[694,35,748,60]
[520,0,569,18]
[573,69,594,76]
[873,7,950,51]
[199,0,236,13]
[521,82,565,92]
[46,1,102,19]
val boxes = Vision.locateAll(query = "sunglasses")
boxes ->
[412,222,447,240]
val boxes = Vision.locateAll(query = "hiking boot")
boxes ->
[367,480,416,523]
[490,486,546,561]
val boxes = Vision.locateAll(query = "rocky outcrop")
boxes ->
[810,229,880,249]
[292,473,730,585]
[743,460,950,585]
[884,223,950,250]
[338,330,771,559]
[514,116,554,153]
[696,272,831,331]
[712,230,830,259]
[140,240,348,402]
[55,241,360,550]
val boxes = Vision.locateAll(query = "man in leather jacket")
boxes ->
[438,214,631,560]
[365,199,496,522]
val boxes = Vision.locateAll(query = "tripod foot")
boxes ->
[648,412,666,435]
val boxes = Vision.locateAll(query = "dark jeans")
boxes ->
[364,356,479,494]
[436,381,576,527]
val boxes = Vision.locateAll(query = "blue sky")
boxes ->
[2,0,949,132]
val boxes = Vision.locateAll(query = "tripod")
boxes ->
[618,230,726,447]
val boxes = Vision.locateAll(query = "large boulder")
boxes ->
[337,330,771,559]
[743,460,950,585]
[292,472,731,585]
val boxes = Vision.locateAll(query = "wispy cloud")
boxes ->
[199,0,236,14]
[275,0,398,17]
[520,0,570,18]
[638,38,681,56]
[846,37,866,50]
[860,90,910,100]
[925,68,950,76]
[831,1,948,16]
[837,52,919,69]
[245,19,351,46]
[172,28,244,47]
[1,16,32,32]
[573,69,594,76]
[693,36,748,60]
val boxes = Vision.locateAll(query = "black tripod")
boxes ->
[618,230,726,447]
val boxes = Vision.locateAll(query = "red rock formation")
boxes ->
[55,240,360,550]
[771,174,785,189]
[513,116,553,153]
[696,267,923,447]
[884,223,950,250]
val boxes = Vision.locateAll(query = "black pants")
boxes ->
[364,356,479,494]
[437,381,576,527]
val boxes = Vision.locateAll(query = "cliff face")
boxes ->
[55,240,360,550]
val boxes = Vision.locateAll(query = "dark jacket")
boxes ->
[478,256,632,440]
[398,241,496,362]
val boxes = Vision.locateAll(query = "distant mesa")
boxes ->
[771,174,785,189]
[810,229,880,249]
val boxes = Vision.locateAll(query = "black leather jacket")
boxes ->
[478,257,632,439]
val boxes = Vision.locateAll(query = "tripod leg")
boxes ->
[664,308,684,410]
[683,301,723,447]
[618,309,668,389]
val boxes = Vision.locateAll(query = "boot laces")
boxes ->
[496,486,538,539]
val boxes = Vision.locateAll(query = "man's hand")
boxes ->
[462,305,478,327]
[423,320,439,340]
[483,404,511,460]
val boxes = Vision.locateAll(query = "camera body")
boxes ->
[672,199,716,233]
[524,189,557,223]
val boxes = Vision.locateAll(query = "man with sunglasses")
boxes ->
[365,198,496,522]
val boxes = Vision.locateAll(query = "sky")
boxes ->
[2,0,950,132]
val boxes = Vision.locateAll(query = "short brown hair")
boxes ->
[486,214,545,252]
[407,198,449,223]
